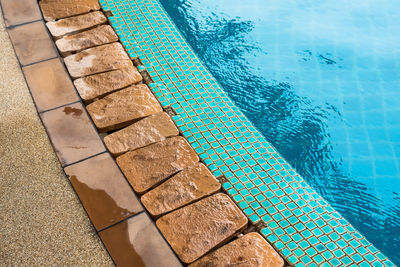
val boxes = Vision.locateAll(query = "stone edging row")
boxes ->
[0,0,285,266]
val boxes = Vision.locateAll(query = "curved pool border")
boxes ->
[99,0,395,265]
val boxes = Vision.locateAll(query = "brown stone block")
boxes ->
[22,58,79,112]
[156,193,248,264]
[1,0,42,27]
[104,112,179,156]
[116,136,199,194]
[63,42,132,78]
[39,0,100,21]
[7,21,57,66]
[189,232,284,267]
[74,66,142,102]
[99,213,182,267]
[141,163,221,217]
[55,25,118,55]
[46,11,106,37]
[86,84,162,132]
[40,102,105,166]
[64,153,143,230]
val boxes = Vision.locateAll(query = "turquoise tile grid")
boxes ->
[99,0,395,265]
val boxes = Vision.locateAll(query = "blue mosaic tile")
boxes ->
[99,0,395,265]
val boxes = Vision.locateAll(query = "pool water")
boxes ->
[160,0,400,263]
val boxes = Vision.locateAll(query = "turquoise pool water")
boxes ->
[160,0,400,263]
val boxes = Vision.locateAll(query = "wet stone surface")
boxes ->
[74,66,142,102]
[39,0,100,21]
[1,0,42,27]
[99,212,182,267]
[157,193,248,264]
[64,42,132,78]
[86,84,162,132]
[64,153,143,230]
[141,162,221,217]
[189,232,284,267]
[104,112,179,156]
[117,136,199,194]
[46,11,106,38]
[22,58,78,112]
[7,21,57,66]
[40,102,105,166]
[55,25,118,55]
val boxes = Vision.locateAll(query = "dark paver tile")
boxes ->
[64,153,143,230]
[74,66,142,102]
[141,163,220,217]
[104,112,179,156]
[63,42,132,78]
[1,0,42,27]
[117,136,199,194]
[86,84,162,132]
[55,25,118,55]
[39,0,100,21]
[99,213,182,267]
[189,232,284,267]
[7,21,57,66]
[22,58,78,112]
[40,102,105,166]
[156,193,248,264]
[46,11,106,37]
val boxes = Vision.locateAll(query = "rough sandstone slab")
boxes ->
[46,11,106,37]
[64,42,133,78]
[55,25,118,55]
[64,153,143,230]
[156,193,248,264]
[74,66,142,102]
[141,163,221,216]
[39,0,100,21]
[104,112,179,156]
[116,136,199,194]
[99,213,182,267]
[189,232,284,267]
[86,84,162,132]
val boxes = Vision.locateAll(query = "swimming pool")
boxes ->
[159,0,400,263]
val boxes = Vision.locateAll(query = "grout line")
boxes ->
[96,210,146,233]
[62,151,107,168]
[38,100,81,114]
[21,55,59,68]
[5,18,43,29]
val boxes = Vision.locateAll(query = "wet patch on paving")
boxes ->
[0,0,395,266]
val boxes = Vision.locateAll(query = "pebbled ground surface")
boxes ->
[0,13,113,266]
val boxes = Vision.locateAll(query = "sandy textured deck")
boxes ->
[0,13,113,266]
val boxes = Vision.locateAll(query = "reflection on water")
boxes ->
[160,0,400,263]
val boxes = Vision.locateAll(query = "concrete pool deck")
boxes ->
[0,12,113,266]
